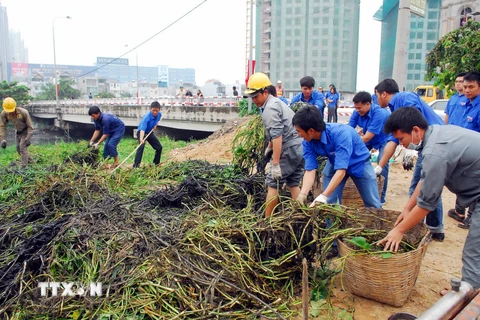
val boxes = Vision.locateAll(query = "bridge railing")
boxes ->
[29,96,243,107]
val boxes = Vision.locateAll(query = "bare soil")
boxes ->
[167,119,466,319]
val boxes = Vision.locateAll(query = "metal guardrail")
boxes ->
[29,97,243,107]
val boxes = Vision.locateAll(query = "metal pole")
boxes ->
[136,51,139,100]
[52,20,59,111]
[248,0,254,113]
[392,0,411,91]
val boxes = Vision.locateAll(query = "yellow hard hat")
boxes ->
[2,97,17,113]
[244,72,272,97]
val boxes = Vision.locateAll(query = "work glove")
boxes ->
[403,150,415,171]
[88,140,94,148]
[271,164,282,180]
[310,194,328,207]
[264,146,273,157]
[93,143,100,150]
[1,140,6,149]
[374,165,383,176]
[297,193,307,206]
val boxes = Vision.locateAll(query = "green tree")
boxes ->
[0,81,32,105]
[120,91,133,98]
[95,92,116,98]
[426,20,480,96]
[36,79,81,100]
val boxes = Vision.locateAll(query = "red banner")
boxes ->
[245,60,256,86]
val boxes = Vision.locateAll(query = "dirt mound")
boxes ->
[167,117,248,164]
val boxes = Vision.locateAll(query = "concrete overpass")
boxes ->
[26,97,241,134]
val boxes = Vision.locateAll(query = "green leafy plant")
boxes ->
[426,20,480,96]
[238,98,260,117]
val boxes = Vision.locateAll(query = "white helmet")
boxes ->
[277,80,282,84]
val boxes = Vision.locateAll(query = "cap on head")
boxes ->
[2,97,17,113]
[244,72,272,97]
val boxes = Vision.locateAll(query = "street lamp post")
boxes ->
[52,16,71,113]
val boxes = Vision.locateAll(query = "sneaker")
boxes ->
[431,233,445,242]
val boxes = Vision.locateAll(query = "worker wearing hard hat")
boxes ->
[276,80,284,97]
[244,72,304,218]
[0,97,35,166]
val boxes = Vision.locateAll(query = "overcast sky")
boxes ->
[2,0,382,91]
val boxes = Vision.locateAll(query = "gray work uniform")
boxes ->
[0,107,34,166]
[261,95,304,188]
[418,125,480,289]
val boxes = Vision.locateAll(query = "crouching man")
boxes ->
[379,107,480,290]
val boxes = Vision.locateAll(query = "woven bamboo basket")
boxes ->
[315,174,384,207]
[338,209,430,307]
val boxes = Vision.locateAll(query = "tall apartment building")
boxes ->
[255,0,360,95]
[0,1,9,82]
[8,30,28,63]
[440,0,480,37]
[374,0,442,91]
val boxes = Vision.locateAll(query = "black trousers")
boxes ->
[327,108,336,123]
[133,133,163,168]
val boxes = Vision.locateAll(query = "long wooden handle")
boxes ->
[110,108,170,174]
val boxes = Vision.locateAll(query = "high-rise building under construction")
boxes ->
[254,0,360,95]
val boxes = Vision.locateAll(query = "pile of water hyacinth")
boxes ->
[0,120,426,319]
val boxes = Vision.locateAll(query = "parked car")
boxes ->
[428,99,448,120]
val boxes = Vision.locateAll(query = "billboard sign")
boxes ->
[158,65,169,88]
[410,0,427,17]
[10,63,29,81]
[96,57,129,66]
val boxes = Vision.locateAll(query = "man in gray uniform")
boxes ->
[244,72,304,218]
[379,107,480,290]
[0,97,34,166]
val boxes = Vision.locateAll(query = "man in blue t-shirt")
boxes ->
[133,101,163,168]
[290,76,326,119]
[375,78,445,241]
[444,72,469,125]
[294,105,381,208]
[348,91,390,204]
[88,106,125,168]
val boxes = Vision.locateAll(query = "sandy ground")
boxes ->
[167,119,466,319]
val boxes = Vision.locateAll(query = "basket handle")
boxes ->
[418,232,432,248]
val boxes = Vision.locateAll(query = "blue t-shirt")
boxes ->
[302,123,371,178]
[445,92,468,125]
[387,92,444,143]
[445,93,480,132]
[325,92,339,108]
[290,90,325,110]
[94,113,125,135]
[348,104,390,150]
[138,111,162,133]
[372,93,378,105]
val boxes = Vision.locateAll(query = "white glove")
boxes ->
[310,194,328,207]
[264,146,273,157]
[88,140,94,147]
[271,164,282,180]
[297,193,307,206]
[374,165,383,176]
[93,143,100,150]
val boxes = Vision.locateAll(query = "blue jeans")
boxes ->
[103,127,125,159]
[409,153,444,233]
[377,143,389,204]
[322,160,382,208]
[318,106,325,121]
